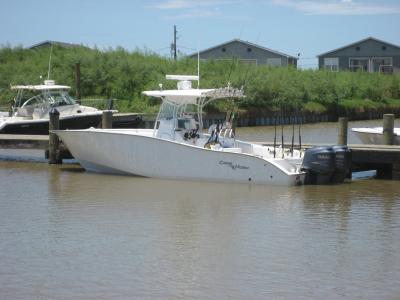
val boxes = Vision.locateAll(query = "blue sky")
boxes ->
[1,0,399,68]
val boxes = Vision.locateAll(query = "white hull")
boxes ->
[55,129,305,186]
[352,127,400,145]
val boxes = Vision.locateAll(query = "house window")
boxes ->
[349,58,369,72]
[215,59,257,65]
[266,58,282,67]
[382,46,387,51]
[356,46,360,51]
[221,48,226,52]
[372,57,393,74]
[247,47,252,52]
[324,57,339,71]
[239,59,257,65]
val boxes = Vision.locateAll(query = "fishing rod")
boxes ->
[273,115,277,158]
[298,113,302,157]
[281,115,284,159]
[291,113,295,157]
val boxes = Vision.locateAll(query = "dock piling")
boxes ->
[102,110,113,129]
[338,117,348,145]
[49,108,62,164]
[383,114,394,145]
[75,62,81,105]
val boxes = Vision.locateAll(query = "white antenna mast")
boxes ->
[47,44,53,80]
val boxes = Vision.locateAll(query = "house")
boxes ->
[189,39,298,68]
[28,40,84,50]
[318,37,400,74]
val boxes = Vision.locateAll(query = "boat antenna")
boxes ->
[197,50,200,88]
[47,44,53,80]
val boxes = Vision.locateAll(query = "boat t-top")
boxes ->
[0,80,103,134]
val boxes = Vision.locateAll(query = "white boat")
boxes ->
[352,127,400,145]
[0,80,103,134]
[54,75,308,186]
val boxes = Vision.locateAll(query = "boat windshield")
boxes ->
[44,90,76,106]
[158,100,176,120]
[18,89,75,108]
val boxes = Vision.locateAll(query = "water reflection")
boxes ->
[1,125,400,299]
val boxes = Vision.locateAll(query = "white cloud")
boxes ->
[162,10,219,19]
[151,0,247,20]
[152,0,232,10]
[270,0,400,15]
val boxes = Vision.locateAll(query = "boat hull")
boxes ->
[0,114,142,135]
[0,114,103,135]
[352,128,400,145]
[55,129,305,186]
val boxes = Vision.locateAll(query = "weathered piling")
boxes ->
[102,110,113,129]
[75,62,81,104]
[338,117,348,145]
[383,114,394,145]
[48,108,61,164]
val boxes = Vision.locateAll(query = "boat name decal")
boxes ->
[219,161,249,170]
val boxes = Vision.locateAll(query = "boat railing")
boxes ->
[79,98,114,110]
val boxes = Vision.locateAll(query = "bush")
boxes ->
[1,45,399,115]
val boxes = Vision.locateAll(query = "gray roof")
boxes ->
[28,40,83,49]
[189,38,298,60]
[317,36,400,57]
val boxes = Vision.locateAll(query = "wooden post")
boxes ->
[383,114,394,145]
[338,117,348,145]
[49,108,61,164]
[102,110,113,129]
[106,99,114,110]
[75,62,81,104]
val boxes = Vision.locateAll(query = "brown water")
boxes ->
[1,120,400,299]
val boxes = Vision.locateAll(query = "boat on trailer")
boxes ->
[54,75,351,186]
[0,80,103,135]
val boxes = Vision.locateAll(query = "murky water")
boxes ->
[235,119,400,144]
[1,120,400,299]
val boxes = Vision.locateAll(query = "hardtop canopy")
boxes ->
[142,86,244,106]
[11,80,70,91]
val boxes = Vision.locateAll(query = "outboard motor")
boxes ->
[331,145,352,183]
[301,146,336,184]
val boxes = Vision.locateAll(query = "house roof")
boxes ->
[317,36,400,57]
[189,38,298,60]
[28,40,83,49]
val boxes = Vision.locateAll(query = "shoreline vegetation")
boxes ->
[1,45,399,122]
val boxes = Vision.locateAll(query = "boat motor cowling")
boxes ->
[331,145,352,183]
[301,146,336,184]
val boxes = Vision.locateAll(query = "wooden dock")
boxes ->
[0,134,48,149]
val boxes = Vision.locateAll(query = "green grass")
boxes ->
[1,45,399,116]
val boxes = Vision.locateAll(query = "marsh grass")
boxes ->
[1,45,399,116]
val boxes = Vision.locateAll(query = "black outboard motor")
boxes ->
[331,145,352,183]
[301,146,336,184]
